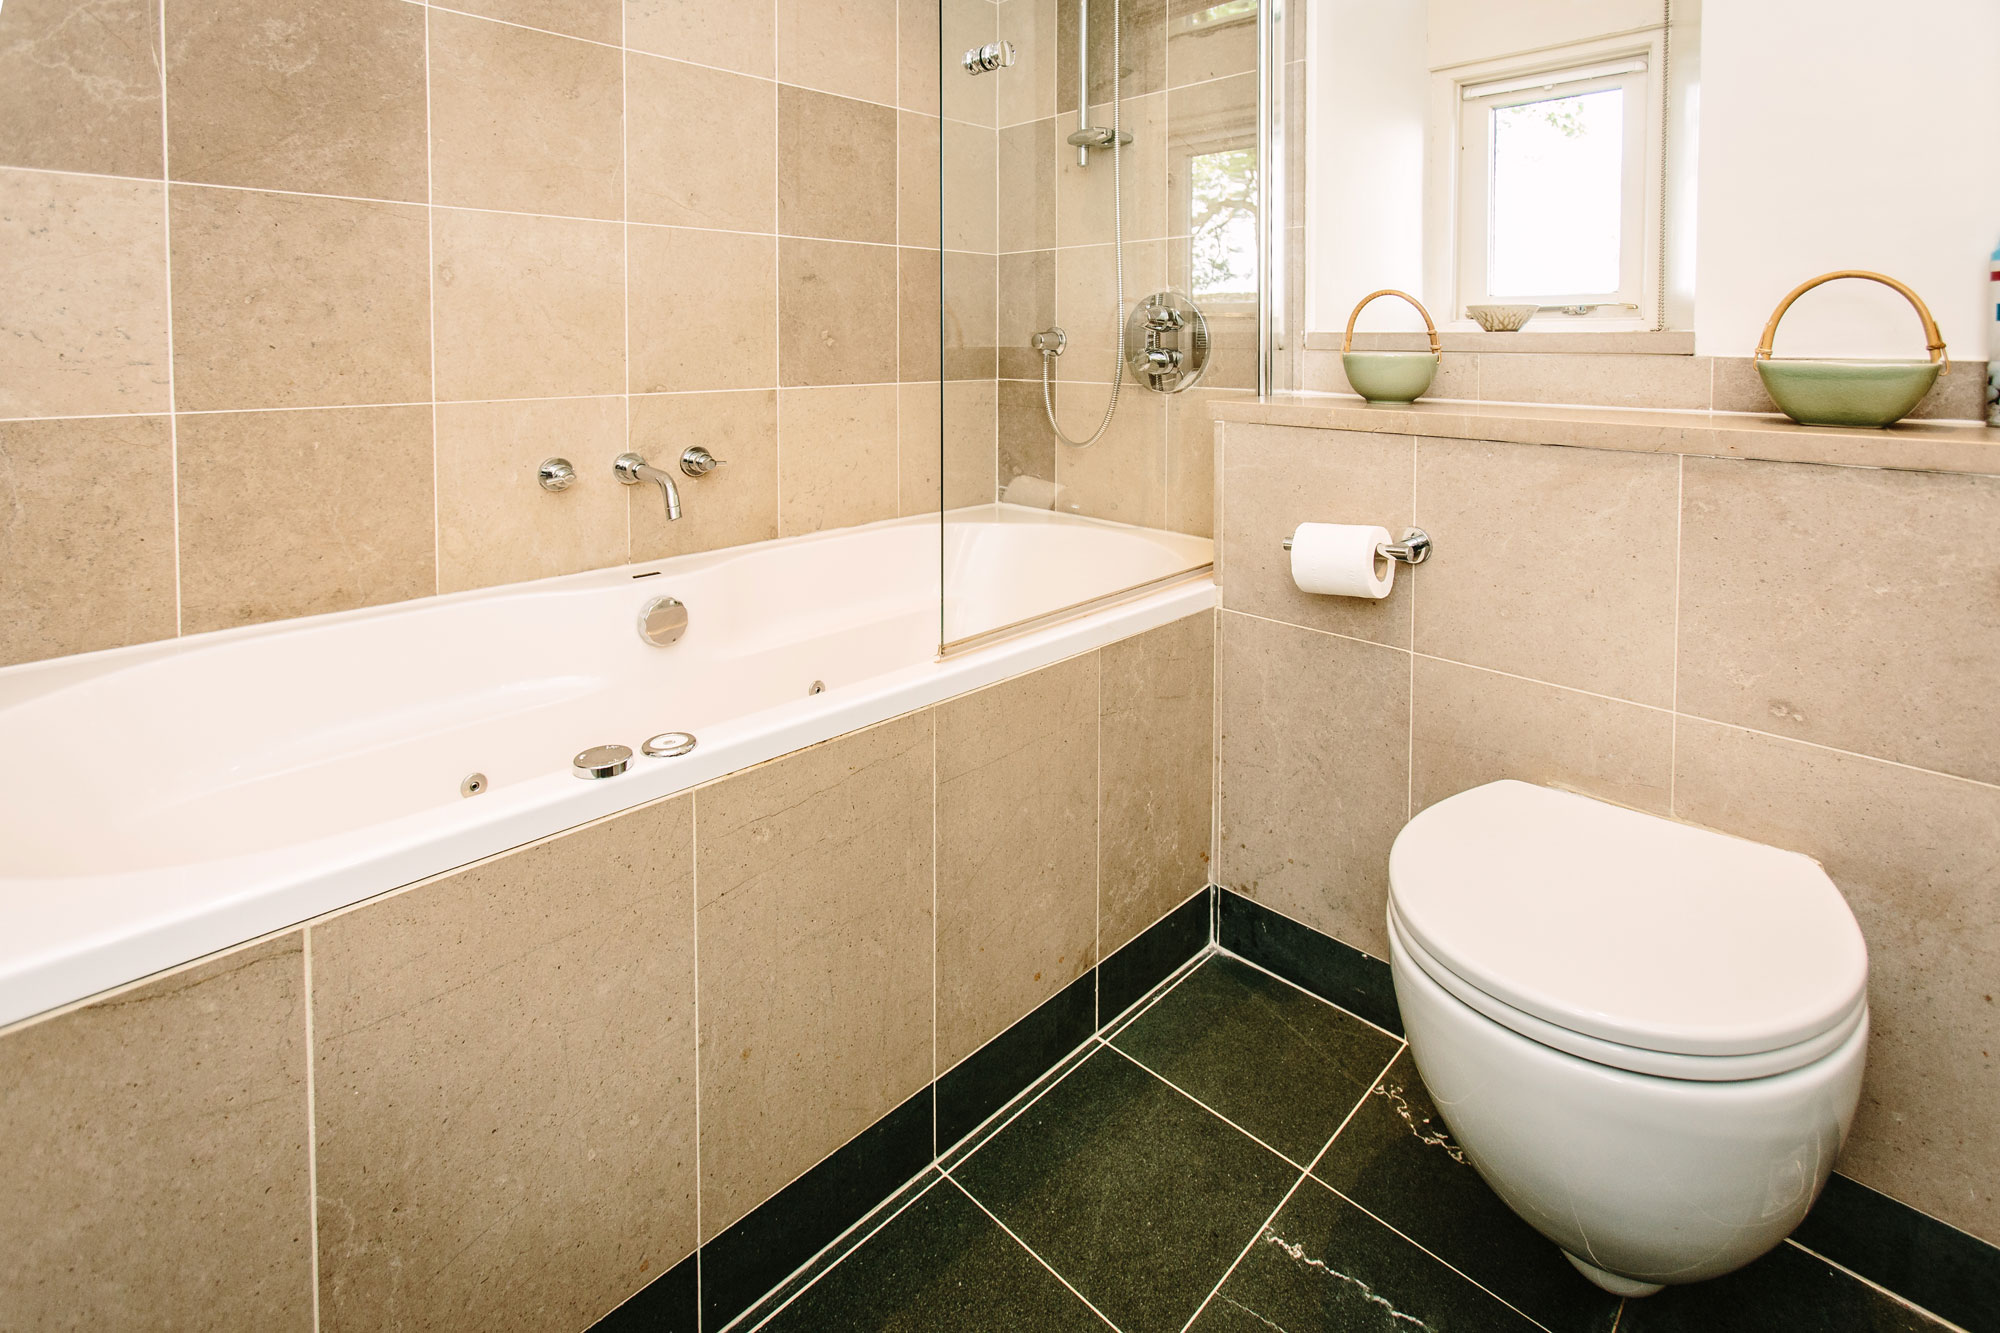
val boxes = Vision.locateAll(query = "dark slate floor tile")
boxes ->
[1619,1241,1954,1332]
[589,1249,698,1332]
[938,970,1096,1155]
[1218,891,1402,1036]
[1110,955,1404,1164]
[1793,1172,2000,1333]
[951,1046,1297,1333]
[1189,1176,1544,1332]
[1313,1049,1622,1333]
[756,1179,1111,1333]
[1099,888,1212,1025]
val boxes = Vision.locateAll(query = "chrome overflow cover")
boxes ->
[642,731,698,758]
[638,595,688,647]
[573,744,632,779]
[460,772,489,797]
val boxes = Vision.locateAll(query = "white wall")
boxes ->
[1426,0,1660,71]
[1306,0,1429,333]
[1694,0,2000,359]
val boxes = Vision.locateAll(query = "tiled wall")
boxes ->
[0,612,1214,1329]
[965,0,1263,537]
[1213,420,2000,1247]
[0,0,965,669]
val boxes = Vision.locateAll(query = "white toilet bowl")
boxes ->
[1385,781,1869,1295]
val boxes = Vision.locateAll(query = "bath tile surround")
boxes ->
[0,0,1012,669]
[1211,408,2000,1253]
[0,614,1214,1331]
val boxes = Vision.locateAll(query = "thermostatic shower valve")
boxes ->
[1124,290,1211,393]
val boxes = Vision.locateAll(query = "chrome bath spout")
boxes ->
[614,452,682,521]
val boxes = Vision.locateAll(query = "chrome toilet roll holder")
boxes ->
[1282,526,1433,565]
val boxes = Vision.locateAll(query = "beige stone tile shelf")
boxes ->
[1212,393,2000,476]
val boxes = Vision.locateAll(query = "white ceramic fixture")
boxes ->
[1386,780,1869,1297]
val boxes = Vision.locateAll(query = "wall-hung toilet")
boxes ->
[1386,780,1869,1298]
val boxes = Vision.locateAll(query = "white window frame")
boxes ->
[1424,33,1665,330]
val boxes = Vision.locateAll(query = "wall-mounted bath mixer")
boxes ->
[1124,291,1211,393]
[962,40,1015,74]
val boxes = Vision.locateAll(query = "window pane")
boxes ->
[1487,87,1623,298]
[1190,148,1258,303]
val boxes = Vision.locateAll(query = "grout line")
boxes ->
[1094,649,1104,1014]
[1783,1240,1976,1333]
[1668,452,1684,814]
[930,717,939,1159]
[947,1177,1125,1331]
[690,794,703,1315]
[423,4,441,596]
[302,929,321,1333]
[1096,941,1216,1041]
[1320,1181,1565,1333]
[1211,943,1407,1046]
[938,1034,1106,1169]
[619,1,633,566]
[156,0,181,638]
[1103,1043,1309,1172]
[1175,1043,1408,1332]
[735,1171,951,1333]
[1407,442,1419,818]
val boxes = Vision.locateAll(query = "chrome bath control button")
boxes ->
[573,744,632,779]
[460,772,489,797]
[637,595,688,647]
[642,731,698,758]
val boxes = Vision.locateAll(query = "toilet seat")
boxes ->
[1388,781,1869,1069]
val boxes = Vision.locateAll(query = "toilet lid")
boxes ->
[1388,781,1868,1058]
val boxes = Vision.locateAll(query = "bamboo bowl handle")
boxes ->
[1343,289,1442,360]
[1755,270,1949,374]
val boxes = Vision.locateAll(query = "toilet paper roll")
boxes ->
[1001,474,1064,510]
[1289,522,1395,598]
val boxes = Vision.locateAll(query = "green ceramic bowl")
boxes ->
[1343,350,1438,404]
[1755,358,1941,429]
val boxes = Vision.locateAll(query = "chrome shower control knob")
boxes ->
[572,744,632,779]
[537,458,576,491]
[679,446,725,477]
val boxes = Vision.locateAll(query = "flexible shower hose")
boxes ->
[1040,0,1125,449]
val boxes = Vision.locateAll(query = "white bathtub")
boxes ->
[0,506,1212,1028]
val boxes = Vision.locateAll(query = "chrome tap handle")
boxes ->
[614,452,682,522]
[679,446,726,478]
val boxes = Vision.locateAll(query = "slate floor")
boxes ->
[744,952,1957,1333]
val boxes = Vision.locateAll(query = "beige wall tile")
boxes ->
[0,170,170,418]
[778,384,900,535]
[0,415,177,667]
[937,654,1100,1069]
[1167,0,1257,86]
[0,937,312,1330]
[779,238,899,387]
[1678,457,2000,784]
[0,0,162,178]
[1101,611,1216,953]
[629,227,776,394]
[942,118,998,253]
[630,390,780,558]
[777,0,897,105]
[428,9,622,219]
[1217,609,1410,957]
[626,0,774,76]
[996,0,1058,127]
[696,713,934,1236]
[1056,387,1164,527]
[1413,437,1679,706]
[170,185,429,412]
[897,0,941,116]
[1219,423,1413,646]
[1672,719,2000,1245]
[448,0,621,44]
[897,111,941,248]
[1167,386,1243,538]
[1057,92,1167,245]
[998,377,1057,495]
[997,119,1058,253]
[997,249,1055,380]
[1053,238,1165,384]
[436,396,628,593]
[898,248,942,382]
[628,54,776,232]
[313,798,697,1332]
[1411,656,1673,816]
[1057,0,1166,112]
[1476,352,1713,411]
[166,0,427,200]
[943,249,997,382]
[434,207,625,401]
[898,380,943,515]
[938,0,997,126]
[177,405,435,633]
[780,86,897,245]
[944,377,999,508]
